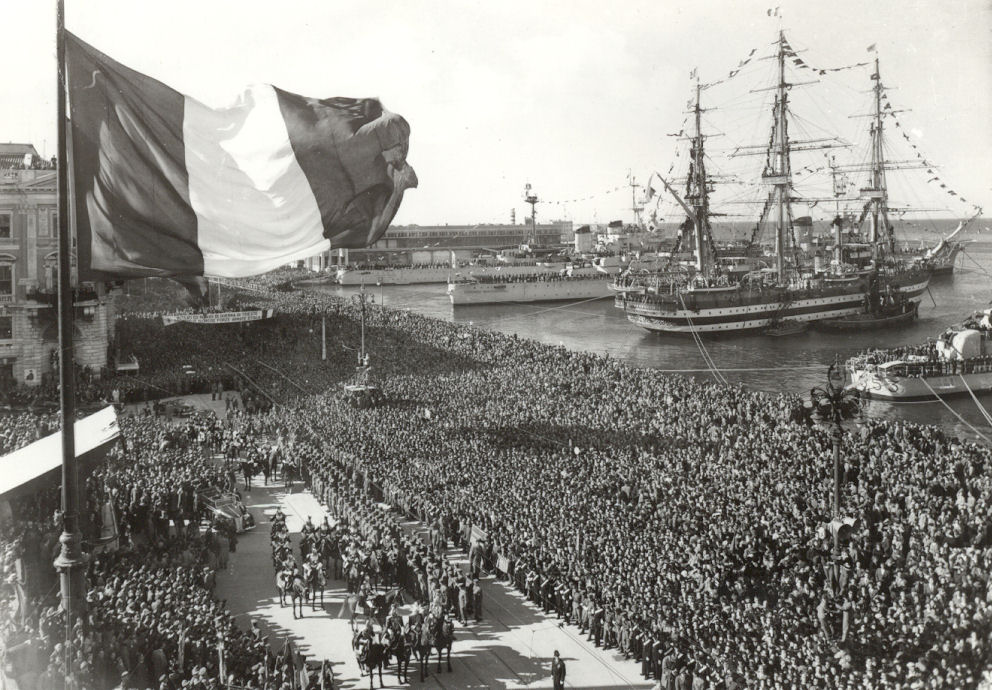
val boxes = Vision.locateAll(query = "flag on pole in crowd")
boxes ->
[66,32,417,280]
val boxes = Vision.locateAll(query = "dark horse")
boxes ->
[416,613,454,681]
[384,626,413,685]
[353,633,387,690]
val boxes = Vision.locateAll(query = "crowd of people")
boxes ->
[0,268,988,688]
[0,406,335,689]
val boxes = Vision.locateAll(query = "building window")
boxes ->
[40,210,56,238]
[0,317,11,340]
[0,266,12,301]
[0,213,10,240]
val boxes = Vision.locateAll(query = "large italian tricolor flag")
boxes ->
[66,32,416,279]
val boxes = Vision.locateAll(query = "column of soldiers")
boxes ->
[510,564,731,688]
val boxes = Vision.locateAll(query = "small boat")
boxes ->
[817,299,918,331]
[765,319,809,336]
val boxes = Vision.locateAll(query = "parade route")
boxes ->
[216,478,655,690]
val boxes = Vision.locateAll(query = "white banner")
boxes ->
[162,308,274,326]
[470,524,488,546]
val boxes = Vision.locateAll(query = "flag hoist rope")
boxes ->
[958,374,992,428]
[677,291,728,385]
[960,248,992,281]
[919,378,991,444]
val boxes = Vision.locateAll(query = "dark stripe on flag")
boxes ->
[274,88,416,248]
[67,32,202,279]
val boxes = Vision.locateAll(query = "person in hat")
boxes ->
[551,649,566,690]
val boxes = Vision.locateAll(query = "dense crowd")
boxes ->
[0,269,989,688]
[0,407,330,689]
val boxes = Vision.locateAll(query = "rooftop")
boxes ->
[0,143,54,171]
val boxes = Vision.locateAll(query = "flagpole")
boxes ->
[53,0,86,680]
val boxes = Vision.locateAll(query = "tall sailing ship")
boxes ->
[614,32,933,335]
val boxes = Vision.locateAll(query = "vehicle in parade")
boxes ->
[846,309,992,401]
[198,485,254,532]
[612,34,940,335]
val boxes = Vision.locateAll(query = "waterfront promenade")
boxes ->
[215,478,654,689]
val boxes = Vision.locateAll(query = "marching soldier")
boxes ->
[540,571,554,614]
[640,626,655,679]
[555,579,570,620]
[472,578,483,622]
[603,604,615,649]
[675,658,693,690]
[660,643,678,690]
[457,579,470,625]
[618,613,632,658]
[580,591,593,635]
[652,633,667,684]
[589,599,605,647]
[630,620,644,664]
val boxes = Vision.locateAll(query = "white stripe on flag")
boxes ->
[183,84,329,277]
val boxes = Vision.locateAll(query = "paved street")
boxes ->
[215,478,655,690]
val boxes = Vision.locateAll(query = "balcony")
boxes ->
[25,287,99,306]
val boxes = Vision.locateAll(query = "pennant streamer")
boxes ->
[884,106,983,216]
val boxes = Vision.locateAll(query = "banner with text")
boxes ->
[162,309,275,326]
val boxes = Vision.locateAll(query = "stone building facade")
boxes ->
[0,144,114,389]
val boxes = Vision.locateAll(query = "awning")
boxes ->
[0,406,120,500]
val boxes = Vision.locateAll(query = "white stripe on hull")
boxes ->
[624,278,929,334]
[895,280,930,297]
[624,294,870,333]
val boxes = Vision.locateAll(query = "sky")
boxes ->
[2,0,989,227]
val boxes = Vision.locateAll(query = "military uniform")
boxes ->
[640,631,654,678]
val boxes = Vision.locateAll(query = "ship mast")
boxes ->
[627,171,644,229]
[523,182,539,248]
[865,57,890,258]
[772,31,791,282]
[829,155,846,267]
[690,80,710,276]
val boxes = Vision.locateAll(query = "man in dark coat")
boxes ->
[551,649,566,690]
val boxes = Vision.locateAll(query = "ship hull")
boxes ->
[930,244,963,276]
[816,303,918,330]
[337,267,453,285]
[338,262,613,286]
[619,276,928,334]
[848,369,992,401]
[623,292,867,333]
[448,278,613,305]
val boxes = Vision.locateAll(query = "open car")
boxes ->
[197,485,254,532]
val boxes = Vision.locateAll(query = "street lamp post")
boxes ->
[352,283,372,368]
[807,362,863,645]
[808,363,862,549]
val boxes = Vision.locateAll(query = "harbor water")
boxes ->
[320,236,992,444]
